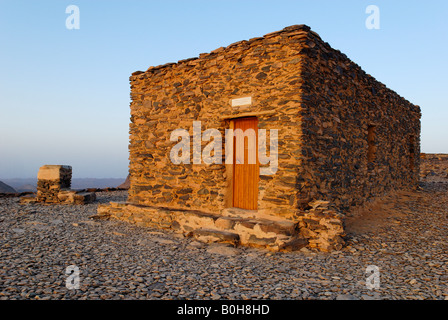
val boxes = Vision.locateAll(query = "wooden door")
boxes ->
[233,117,259,210]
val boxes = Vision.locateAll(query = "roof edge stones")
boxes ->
[130,24,313,78]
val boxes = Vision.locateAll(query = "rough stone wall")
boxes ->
[297,30,421,213]
[298,200,345,251]
[128,25,311,220]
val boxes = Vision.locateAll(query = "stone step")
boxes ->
[222,207,259,218]
[221,207,297,232]
[177,208,299,250]
[188,228,240,246]
[178,208,297,235]
[187,227,308,251]
[95,202,306,251]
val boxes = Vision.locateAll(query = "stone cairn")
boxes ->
[21,165,96,205]
[36,165,72,203]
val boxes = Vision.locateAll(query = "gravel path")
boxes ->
[0,184,447,300]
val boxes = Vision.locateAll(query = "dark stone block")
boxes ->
[256,72,268,80]
[177,188,193,194]
[259,221,297,236]
[279,237,308,252]
[248,235,276,246]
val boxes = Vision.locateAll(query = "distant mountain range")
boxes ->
[1,178,127,192]
[0,181,16,193]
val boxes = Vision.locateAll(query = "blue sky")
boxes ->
[1,0,447,179]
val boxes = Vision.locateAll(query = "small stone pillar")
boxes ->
[20,165,95,205]
[37,165,72,203]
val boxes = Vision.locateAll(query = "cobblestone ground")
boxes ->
[0,183,447,300]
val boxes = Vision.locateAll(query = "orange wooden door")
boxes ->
[233,117,259,210]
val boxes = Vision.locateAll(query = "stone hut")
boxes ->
[98,25,421,251]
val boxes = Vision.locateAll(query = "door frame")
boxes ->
[227,117,259,210]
